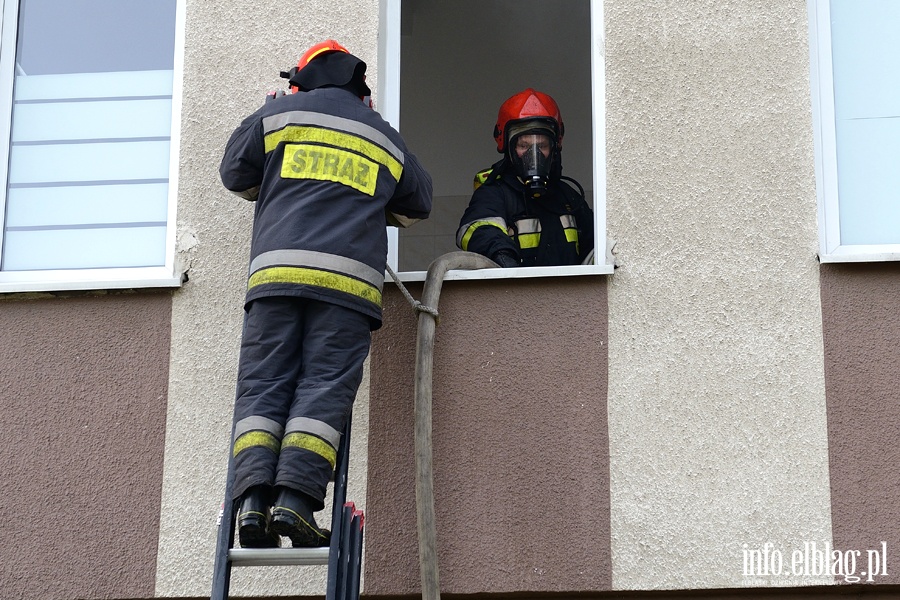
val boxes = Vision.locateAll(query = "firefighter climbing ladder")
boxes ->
[211,413,363,600]
[210,252,493,600]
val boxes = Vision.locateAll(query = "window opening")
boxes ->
[380,0,611,280]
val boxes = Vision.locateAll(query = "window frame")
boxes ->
[0,0,186,292]
[808,0,900,263]
[378,0,613,281]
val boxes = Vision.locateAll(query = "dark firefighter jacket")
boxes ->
[456,165,593,267]
[220,86,432,329]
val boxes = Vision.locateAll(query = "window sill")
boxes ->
[0,267,183,294]
[388,262,614,283]
[819,244,900,264]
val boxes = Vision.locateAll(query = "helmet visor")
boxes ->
[510,132,555,184]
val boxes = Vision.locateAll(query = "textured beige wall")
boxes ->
[604,0,832,589]
[155,0,378,596]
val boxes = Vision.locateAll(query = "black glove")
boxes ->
[493,251,520,268]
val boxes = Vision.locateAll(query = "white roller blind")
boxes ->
[830,0,900,246]
[4,71,174,270]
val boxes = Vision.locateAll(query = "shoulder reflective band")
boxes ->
[514,218,541,250]
[263,111,404,181]
[264,111,404,161]
[457,217,508,250]
[473,168,493,190]
[282,143,378,196]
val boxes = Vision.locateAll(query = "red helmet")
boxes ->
[493,88,564,153]
[285,40,352,93]
[298,39,350,71]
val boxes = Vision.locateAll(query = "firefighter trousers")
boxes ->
[231,296,371,510]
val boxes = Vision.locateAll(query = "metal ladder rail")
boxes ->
[211,413,363,600]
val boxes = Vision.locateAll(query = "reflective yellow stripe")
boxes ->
[282,432,336,468]
[233,430,281,457]
[248,266,382,306]
[517,232,541,249]
[460,220,508,251]
[281,143,378,196]
[285,417,341,448]
[263,111,404,163]
[561,214,579,253]
[265,126,403,181]
[250,249,383,291]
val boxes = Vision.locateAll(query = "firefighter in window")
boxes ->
[456,88,594,268]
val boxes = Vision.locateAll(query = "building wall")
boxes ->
[820,263,900,586]
[0,293,172,600]
[367,278,611,594]
[604,0,832,589]
[2,1,900,599]
[362,0,900,596]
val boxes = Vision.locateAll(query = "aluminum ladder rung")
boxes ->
[228,547,330,567]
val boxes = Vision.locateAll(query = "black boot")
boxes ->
[270,487,330,548]
[236,485,279,548]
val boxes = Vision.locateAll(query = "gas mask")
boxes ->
[509,131,555,199]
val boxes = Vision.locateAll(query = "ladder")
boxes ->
[211,413,364,600]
